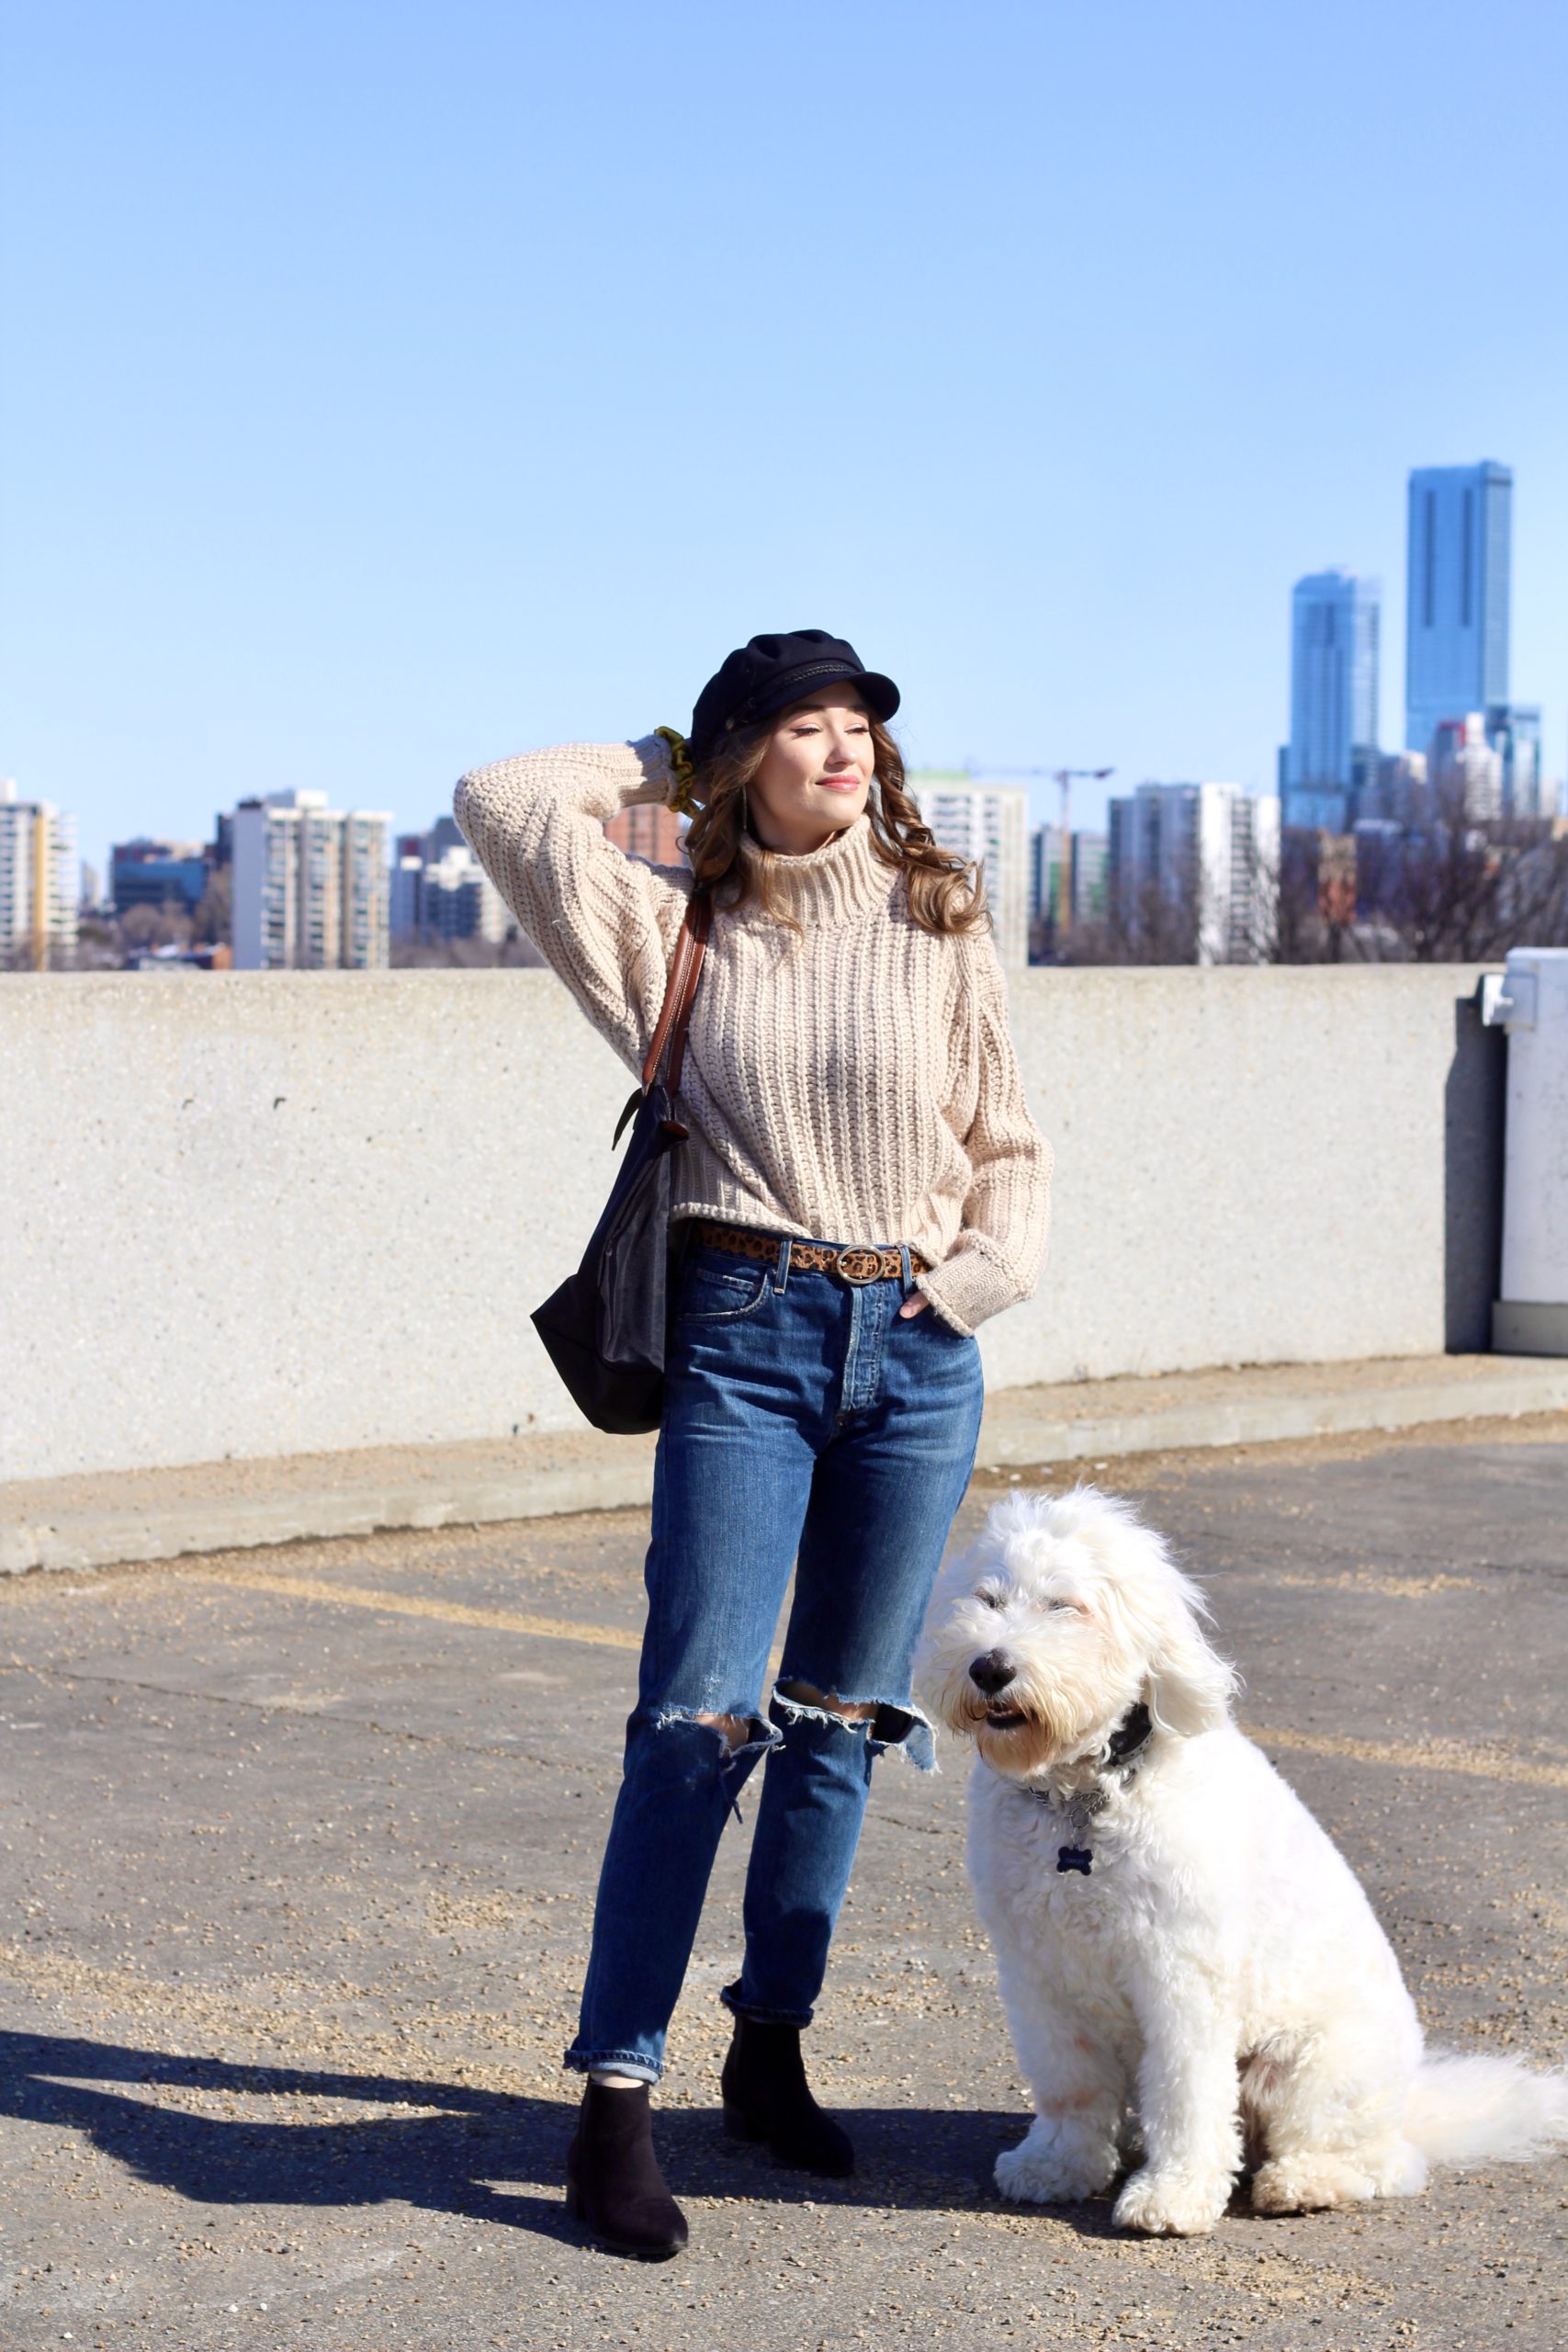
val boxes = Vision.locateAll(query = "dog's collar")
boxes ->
[1011,1699,1154,1876]
[1102,1699,1153,1773]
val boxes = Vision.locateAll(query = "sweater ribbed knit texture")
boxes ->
[453,734,1052,1335]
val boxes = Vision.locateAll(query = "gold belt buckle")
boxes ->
[835,1248,883,1285]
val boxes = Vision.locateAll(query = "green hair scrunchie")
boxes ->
[653,726,699,817]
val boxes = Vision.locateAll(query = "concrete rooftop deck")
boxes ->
[1,1418,1565,2349]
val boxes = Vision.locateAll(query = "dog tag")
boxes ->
[1057,1846,1092,1875]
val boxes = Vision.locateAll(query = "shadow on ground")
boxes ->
[2,2030,1166,2245]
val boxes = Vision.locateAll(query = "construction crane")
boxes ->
[1050,768,1114,938]
[963,763,1114,939]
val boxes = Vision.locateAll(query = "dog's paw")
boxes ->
[995,2130,1118,2206]
[1112,2165,1229,2236]
[1250,2153,1385,2214]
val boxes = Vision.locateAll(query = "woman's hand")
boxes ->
[654,727,699,815]
[897,1293,931,1319]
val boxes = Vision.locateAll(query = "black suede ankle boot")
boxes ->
[720,2016,855,2177]
[565,2081,688,2259]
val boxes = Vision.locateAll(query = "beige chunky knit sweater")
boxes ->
[453,734,1052,1335]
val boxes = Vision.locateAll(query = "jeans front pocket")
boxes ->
[908,1296,975,1345]
[674,1254,773,1323]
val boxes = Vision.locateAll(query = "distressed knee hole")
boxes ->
[693,1711,753,1753]
[772,1680,938,1770]
[777,1679,877,1724]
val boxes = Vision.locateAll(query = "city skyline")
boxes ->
[3,4,1563,878]
[27,437,1561,899]
[28,420,1563,959]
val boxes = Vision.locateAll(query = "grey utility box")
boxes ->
[1482,946,1568,1355]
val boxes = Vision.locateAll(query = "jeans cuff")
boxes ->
[562,2046,661,2084]
[719,1980,814,2029]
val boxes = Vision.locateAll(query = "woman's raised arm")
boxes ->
[454,734,692,1074]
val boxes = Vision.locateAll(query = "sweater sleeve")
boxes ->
[917,942,1053,1337]
[452,735,692,1075]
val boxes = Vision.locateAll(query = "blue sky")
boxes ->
[4,0,1565,876]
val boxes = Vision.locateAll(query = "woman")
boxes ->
[454,628,1051,2259]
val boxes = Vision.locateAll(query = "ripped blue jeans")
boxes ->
[564,1229,986,2083]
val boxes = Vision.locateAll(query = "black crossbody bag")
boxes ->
[530,892,712,1434]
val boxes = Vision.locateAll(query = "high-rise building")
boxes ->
[1285,570,1380,831]
[389,820,513,946]
[1028,825,1109,942]
[1072,832,1108,921]
[1428,716,1503,823]
[1106,783,1279,965]
[1028,826,1058,928]
[1486,703,1544,820]
[421,843,510,944]
[231,790,391,969]
[109,837,209,915]
[1405,461,1512,752]
[908,774,1029,968]
[390,837,425,938]
[0,780,79,966]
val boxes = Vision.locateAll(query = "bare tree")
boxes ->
[1103,874,1201,965]
[192,866,231,945]
[1267,818,1568,965]
[1361,820,1568,962]
[1274,830,1356,964]
[119,900,195,952]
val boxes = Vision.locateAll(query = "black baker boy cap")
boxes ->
[686,628,900,766]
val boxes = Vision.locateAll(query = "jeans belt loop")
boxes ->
[899,1242,912,1295]
[775,1236,792,1294]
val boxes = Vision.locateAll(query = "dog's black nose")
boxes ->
[968,1648,1019,1695]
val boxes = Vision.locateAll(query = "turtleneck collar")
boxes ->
[733,814,897,927]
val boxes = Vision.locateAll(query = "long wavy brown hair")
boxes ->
[682,714,988,936]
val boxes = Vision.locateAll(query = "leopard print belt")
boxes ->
[691,1219,929,1286]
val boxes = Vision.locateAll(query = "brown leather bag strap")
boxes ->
[640,892,711,1095]
[665,893,711,1098]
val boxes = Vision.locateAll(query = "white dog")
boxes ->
[916,1486,1568,2237]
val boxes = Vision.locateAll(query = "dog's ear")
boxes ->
[1145,1609,1236,1738]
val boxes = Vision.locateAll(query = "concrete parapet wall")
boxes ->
[0,967,1502,1482]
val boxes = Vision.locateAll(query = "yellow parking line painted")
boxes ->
[1243,1722,1568,1791]
[1270,1571,1480,1598]
[103,1568,1568,1790]
[188,1566,643,1651]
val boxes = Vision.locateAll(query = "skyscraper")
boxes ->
[1428,716,1503,823]
[1486,703,1544,820]
[391,815,524,947]
[1284,571,1380,831]
[1106,783,1279,965]
[1027,825,1108,944]
[1404,462,1512,752]
[0,780,78,966]
[907,774,1030,968]
[231,790,391,969]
